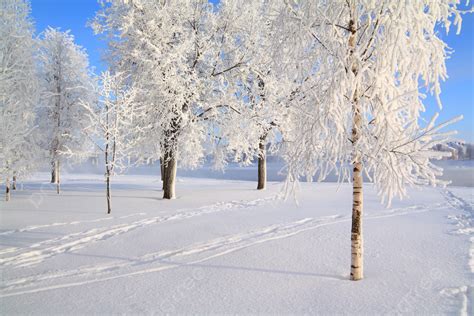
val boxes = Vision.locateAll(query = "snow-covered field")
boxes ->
[1,172,473,314]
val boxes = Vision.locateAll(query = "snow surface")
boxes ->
[0,173,473,314]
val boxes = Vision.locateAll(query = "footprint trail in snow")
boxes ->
[0,200,447,298]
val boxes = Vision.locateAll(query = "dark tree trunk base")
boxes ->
[257,155,266,190]
[5,179,10,202]
[51,165,56,183]
[257,136,267,190]
[163,156,177,199]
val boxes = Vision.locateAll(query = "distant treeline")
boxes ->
[434,142,474,160]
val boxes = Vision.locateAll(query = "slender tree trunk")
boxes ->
[56,160,60,194]
[349,15,363,281]
[257,137,267,190]
[106,170,111,214]
[350,160,363,280]
[5,178,10,202]
[104,98,112,213]
[104,141,111,214]
[163,155,177,199]
[12,173,17,190]
[53,59,61,188]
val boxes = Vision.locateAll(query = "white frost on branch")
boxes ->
[68,71,144,175]
[278,0,467,204]
[36,27,96,169]
[0,0,40,182]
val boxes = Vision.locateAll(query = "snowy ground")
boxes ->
[0,172,473,314]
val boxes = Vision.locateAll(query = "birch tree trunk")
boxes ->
[351,159,363,281]
[257,136,267,190]
[349,15,363,281]
[5,178,10,201]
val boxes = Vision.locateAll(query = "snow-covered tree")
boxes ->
[92,0,246,199]
[65,71,142,214]
[280,0,466,280]
[186,0,303,191]
[37,27,96,194]
[206,1,284,190]
[0,0,40,201]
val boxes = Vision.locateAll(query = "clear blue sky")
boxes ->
[30,0,473,142]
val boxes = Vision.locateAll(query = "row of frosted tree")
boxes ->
[1,0,469,280]
[1,0,95,198]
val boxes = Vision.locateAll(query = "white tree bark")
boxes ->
[349,14,363,281]
[351,159,363,281]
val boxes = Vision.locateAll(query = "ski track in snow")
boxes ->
[0,201,448,298]
[0,212,146,236]
[0,196,276,268]
[0,213,147,256]
[439,189,474,315]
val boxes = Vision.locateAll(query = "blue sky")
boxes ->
[30,0,473,142]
